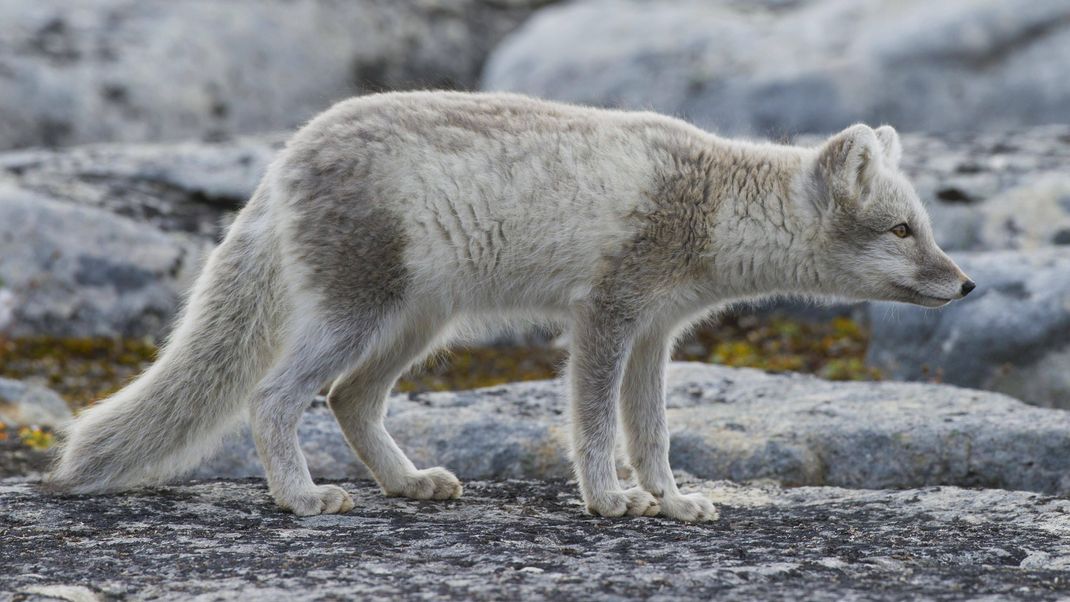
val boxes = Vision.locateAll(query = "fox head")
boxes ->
[806,124,974,308]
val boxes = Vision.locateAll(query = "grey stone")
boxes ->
[0,134,288,338]
[483,0,1070,137]
[974,175,1070,251]
[0,377,71,428]
[0,184,211,337]
[888,127,1070,252]
[0,0,552,150]
[193,363,1070,496]
[0,134,283,240]
[0,288,14,333]
[867,249,1070,409]
[885,127,1070,252]
[2,477,1069,600]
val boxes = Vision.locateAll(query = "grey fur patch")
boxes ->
[273,99,423,323]
[286,176,411,323]
[607,142,719,301]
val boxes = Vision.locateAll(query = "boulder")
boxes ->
[195,363,1070,495]
[0,185,211,337]
[975,175,1070,250]
[0,134,285,337]
[3,477,1069,599]
[0,377,70,428]
[0,0,552,150]
[0,135,282,240]
[867,249,1070,409]
[890,127,1070,252]
[483,0,1070,137]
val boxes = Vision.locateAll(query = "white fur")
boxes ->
[51,92,971,522]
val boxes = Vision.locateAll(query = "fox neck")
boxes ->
[693,142,827,302]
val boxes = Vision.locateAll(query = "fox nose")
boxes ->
[960,280,976,297]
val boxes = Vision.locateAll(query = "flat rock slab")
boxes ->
[2,478,1069,600]
[196,363,1070,496]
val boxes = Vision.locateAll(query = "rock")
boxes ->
[2,477,1069,599]
[0,377,70,428]
[195,382,573,482]
[867,249,1070,409]
[0,440,51,478]
[0,185,211,337]
[195,363,1070,495]
[0,134,283,240]
[0,0,551,150]
[0,135,285,337]
[975,175,1070,251]
[890,127,1070,252]
[484,0,1070,137]
[0,287,14,333]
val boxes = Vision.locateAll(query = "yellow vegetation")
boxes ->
[0,315,878,451]
[17,426,54,450]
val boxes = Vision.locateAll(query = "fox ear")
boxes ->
[813,124,880,210]
[874,125,902,169]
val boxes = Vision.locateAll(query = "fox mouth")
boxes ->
[892,284,952,307]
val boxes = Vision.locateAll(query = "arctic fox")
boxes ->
[50,91,974,521]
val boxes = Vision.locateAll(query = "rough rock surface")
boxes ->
[974,174,1070,251]
[0,440,50,479]
[2,477,1069,600]
[0,135,279,336]
[886,126,1070,252]
[0,135,282,239]
[867,249,1070,409]
[0,184,211,337]
[484,0,1070,137]
[189,364,1070,496]
[0,377,70,429]
[0,0,553,150]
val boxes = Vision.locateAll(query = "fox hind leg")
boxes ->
[249,319,374,516]
[327,312,462,502]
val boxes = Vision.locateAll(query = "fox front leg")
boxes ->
[568,305,660,518]
[620,330,718,522]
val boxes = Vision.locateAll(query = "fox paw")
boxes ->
[277,484,354,516]
[383,467,463,501]
[586,486,660,518]
[659,491,718,522]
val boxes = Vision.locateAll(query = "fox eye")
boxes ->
[890,223,911,238]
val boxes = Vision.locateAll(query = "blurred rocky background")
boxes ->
[2,1,1069,599]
